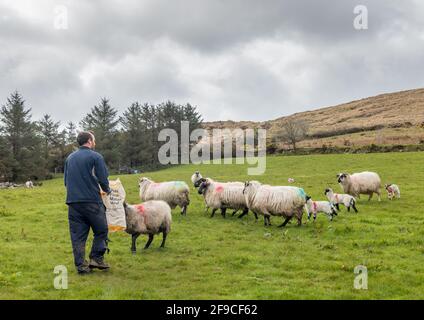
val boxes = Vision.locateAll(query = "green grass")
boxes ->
[0,152,423,299]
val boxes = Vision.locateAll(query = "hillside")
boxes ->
[202,88,424,149]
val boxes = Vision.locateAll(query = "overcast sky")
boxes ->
[1,0,423,125]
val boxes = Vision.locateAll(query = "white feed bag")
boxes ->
[101,178,127,232]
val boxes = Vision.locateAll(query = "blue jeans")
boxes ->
[68,202,108,268]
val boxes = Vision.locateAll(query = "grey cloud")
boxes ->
[0,0,423,124]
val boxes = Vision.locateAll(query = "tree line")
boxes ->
[0,91,202,182]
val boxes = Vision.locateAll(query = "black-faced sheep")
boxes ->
[385,183,400,200]
[337,171,382,201]
[124,201,172,253]
[139,177,190,215]
[197,178,254,219]
[305,196,338,221]
[243,181,307,227]
[324,188,358,212]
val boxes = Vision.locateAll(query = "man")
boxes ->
[64,131,111,274]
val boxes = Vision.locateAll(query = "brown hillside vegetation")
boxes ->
[202,88,424,149]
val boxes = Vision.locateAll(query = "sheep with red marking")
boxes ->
[305,196,338,221]
[139,177,190,215]
[385,183,400,200]
[324,188,358,212]
[197,178,254,219]
[124,201,172,253]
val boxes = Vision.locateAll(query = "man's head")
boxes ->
[77,131,96,149]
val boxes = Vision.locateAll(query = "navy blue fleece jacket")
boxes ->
[64,146,111,204]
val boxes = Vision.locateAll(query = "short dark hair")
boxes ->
[77,131,94,146]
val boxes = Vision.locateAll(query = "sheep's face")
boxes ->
[324,188,332,196]
[337,173,348,184]
[243,181,251,194]
[194,177,206,188]
[138,177,150,188]
[198,180,210,195]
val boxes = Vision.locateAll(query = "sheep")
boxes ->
[385,183,400,200]
[191,171,203,188]
[324,188,358,212]
[139,177,190,215]
[25,180,33,188]
[197,178,255,219]
[337,171,382,201]
[191,171,210,213]
[123,200,172,253]
[242,181,307,227]
[305,196,338,221]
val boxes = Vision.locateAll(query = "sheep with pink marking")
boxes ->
[139,177,190,215]
[124,200,172,253]
[197,178,254,219]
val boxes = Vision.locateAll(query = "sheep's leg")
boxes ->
[211,208,217,218]
[264,215,271,226]
[144,234,154,249]
[278,216,292,228]
[160,232,167,248]
[232,210,238,217]
[377,191,381,202]
[221,208,227,218]
[253,212,258,220]
[347,206,351,212]
[238,208,248,219]
[368,193,373,201]
[131,233,140,254]
[335,204,340,211]
[352,203,358,213]
[181,205,187,216]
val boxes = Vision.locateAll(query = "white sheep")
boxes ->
[139,177,190,215]
[324,188,358,212]
[337,171,382,201]
[197,178,254,219]
[305,196,338,221]
[25,180,33,188]
[124,201,172,253]
[191,171,203,188]
[243,181,307,227]
[385,183,400,200]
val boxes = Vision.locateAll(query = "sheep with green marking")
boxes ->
[139,177,190,215]
[243,181,307,227]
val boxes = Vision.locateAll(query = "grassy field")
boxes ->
[0,152,423,299]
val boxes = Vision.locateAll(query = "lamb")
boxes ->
[242,181,307,227]
[324,188,358,212]
[337,171,382,201]
[25,180,34,188]
[305,196,338,221]
[197,178,254,219]
[139,177,190,215]
[123,201,172,253]
[385,183,400,200]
